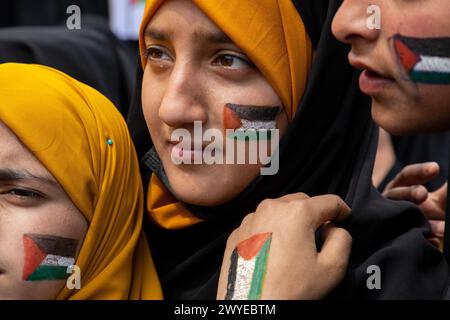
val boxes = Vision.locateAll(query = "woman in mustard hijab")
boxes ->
[0,63,162,299]
[128,0,356,299]
[128,0,450,300]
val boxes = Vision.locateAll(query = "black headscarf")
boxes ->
[0,15,135,116]
[0,0,108,28]
[127,0,450,299]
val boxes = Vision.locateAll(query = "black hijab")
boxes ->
[0,15,135,116]
[127,0,450,299]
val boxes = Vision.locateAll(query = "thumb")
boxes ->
[318,223,352,279]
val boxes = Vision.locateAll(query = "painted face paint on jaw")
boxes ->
[224,104,282,141]
[394,34,450,85]
[22,234,78,281]
[225,232,272,300]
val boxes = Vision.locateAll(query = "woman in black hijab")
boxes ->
[128,0,450,299]
[0,15,135,116]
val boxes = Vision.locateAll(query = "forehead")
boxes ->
[145,0,228,42]
[0,121,52,179]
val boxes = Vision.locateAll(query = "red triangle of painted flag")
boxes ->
[224,106,242,130]
[237,232,272,260]
[22,235,47,280]
[394,38,421,73]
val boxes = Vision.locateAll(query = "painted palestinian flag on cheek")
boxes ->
[224,103,281,141]
[225,232,272,300]
[394,34,450,84]
[22,234,78,281]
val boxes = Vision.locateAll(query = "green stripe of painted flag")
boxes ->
[410,70,450,84]
[227,130,273,141]
[248,237,271,300]
[26,265,69,281]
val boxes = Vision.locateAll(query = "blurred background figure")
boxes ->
[0,0,145,116]
[0,0,108,28]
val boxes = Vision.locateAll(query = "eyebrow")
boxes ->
[145,27,234,45]
[0,168,58,187]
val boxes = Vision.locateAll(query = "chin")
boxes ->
[371,101,418,136]
[172,187,234,207]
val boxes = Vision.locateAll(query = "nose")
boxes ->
[158,60,208,128]
[332,0,380,45]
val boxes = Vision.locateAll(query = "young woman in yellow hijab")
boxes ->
[0,63,162,299]
[128,0,450,300]
[126,0,360,299]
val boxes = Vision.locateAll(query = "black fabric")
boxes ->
[444,160,450,263]
[128,0,450,299]
[292,0,329,49]
[0,0,108,27]
[0,16,136,116]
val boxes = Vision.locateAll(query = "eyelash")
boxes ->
[212,54,253,69]
[144,46,172,62]
[144,46,254,70]
[0,188,44,205]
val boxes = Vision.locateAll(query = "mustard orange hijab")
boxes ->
[0,63,162,299]
[139,0,313,230]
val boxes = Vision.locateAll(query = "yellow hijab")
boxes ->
[139,0,313,229]
[0,63,162,300]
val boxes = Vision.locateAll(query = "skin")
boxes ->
[141,0,288,206]
[0,122,88,299]
[142,0,353,300]
[383,163,446,247]
[332,0,450,136]
[218,193,352,300]
[372,128,396,187]
[332,0,449,247]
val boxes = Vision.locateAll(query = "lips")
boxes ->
[348,56,395,96]
[169,140,207,151]
[168,140,211,163]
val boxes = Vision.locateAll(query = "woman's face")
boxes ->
[332,0,450,135]
[0,122,87,299]
[142,0,288,206]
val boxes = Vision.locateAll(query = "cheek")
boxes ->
[417,85,450,127]
[208,78,284,128]
[0,204,86,299]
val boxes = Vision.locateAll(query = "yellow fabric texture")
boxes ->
[0,63,162,300]
[139,0,313,230]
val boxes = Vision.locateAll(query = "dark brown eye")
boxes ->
[215,55,251,68]
[219,55,235,67]
[145,47,171,61]
[9,189,41,198]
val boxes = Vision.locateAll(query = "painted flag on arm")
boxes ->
[394,34,450,85]
[225,232,272,300]
[22,234,78,281]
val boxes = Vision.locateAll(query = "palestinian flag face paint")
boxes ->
[225,232,272,300]
[224,103,281,141]
[22,234,78,281]
[393,34,450,85]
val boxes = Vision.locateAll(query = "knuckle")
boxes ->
[240,212,255,227]
[226,229,239,246]
[295,192,309,199]
[256,198,275,213]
